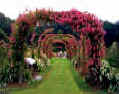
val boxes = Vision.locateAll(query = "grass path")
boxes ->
[11,58,106,94]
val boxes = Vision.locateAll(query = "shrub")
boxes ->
[106,42,119,68]
[0,63,32,86]
[85,60,119,93]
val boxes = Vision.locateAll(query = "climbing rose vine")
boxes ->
[11,9,105,75]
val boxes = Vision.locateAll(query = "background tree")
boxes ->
[103,21,119,48]
[0,12,13,38]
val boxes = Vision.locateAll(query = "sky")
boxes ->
[0,0,118,23]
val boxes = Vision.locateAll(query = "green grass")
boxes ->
[10,58,106,94]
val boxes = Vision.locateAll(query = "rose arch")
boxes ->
[10,9,105,75]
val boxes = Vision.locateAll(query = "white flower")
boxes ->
[25,58,36,65]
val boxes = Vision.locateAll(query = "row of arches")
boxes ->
[10,9,105,74]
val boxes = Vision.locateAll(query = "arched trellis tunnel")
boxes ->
[39,33,78,59]
[10,9,105,75]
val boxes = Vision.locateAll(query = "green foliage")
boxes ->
[103,21,114,30]
[0,28,9,42]
[0,47,8,63]
[0,63,32,86]
[0,12,12,36]
[0,47,32,85]
[57,30,62,34]
[100,60,112,80]
[101,60,119,93]
[24,69,32,82]
[0,47,9,86]
[106,42,119,68]
[86,59,119,93]
[35,56,49,72]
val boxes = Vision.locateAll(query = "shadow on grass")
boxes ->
[69,62,107,94]
[69,62,98,92]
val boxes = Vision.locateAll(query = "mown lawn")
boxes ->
[10,58,106,94]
